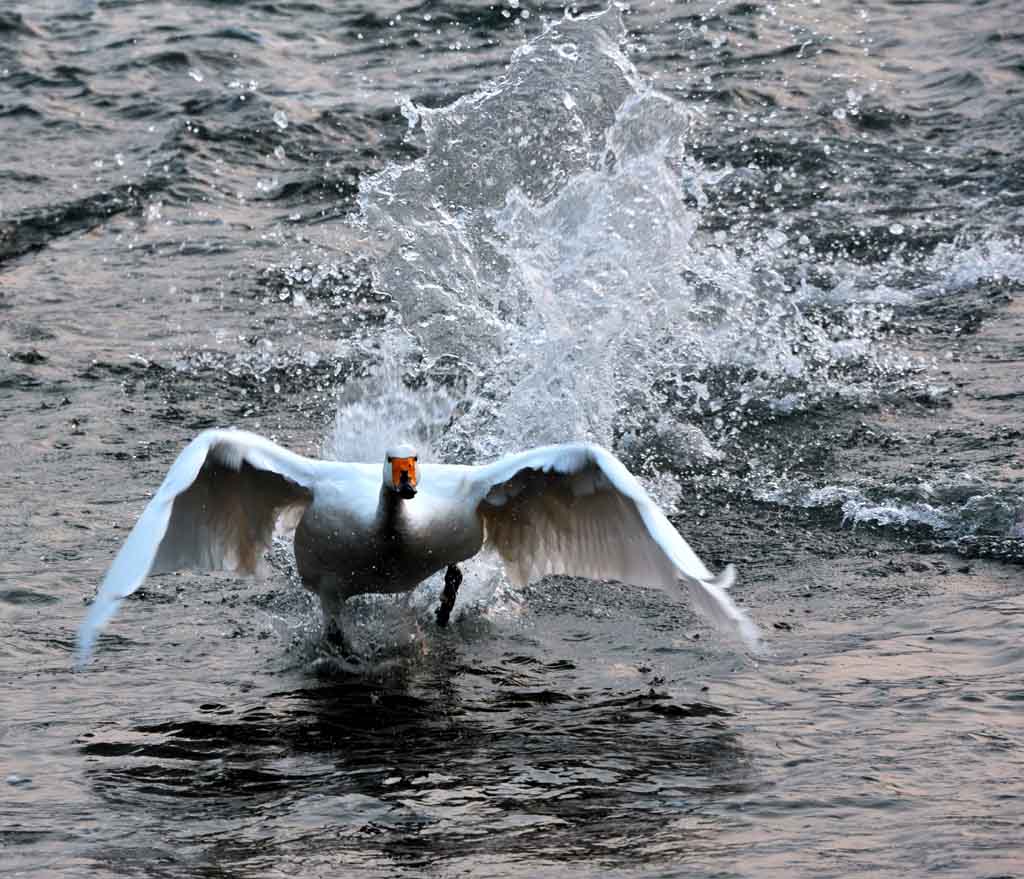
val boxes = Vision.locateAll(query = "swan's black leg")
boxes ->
[318,585,351,654]
[323,616,350,653]
[436,565,463,628]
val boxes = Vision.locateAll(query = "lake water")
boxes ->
[2,2,1023,876]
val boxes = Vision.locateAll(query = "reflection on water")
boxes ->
[79,646,750,874]
[2,558,1022,876]
[17,575,1009,877]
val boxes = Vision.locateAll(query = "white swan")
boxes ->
[76,429,760,665]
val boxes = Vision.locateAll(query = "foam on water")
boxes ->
[756,480,1024,542]
[926,237,1024,290]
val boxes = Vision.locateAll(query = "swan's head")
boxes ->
[384,444,418,499]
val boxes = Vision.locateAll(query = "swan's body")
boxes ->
[76,429,760,665]
[294,465,484,599]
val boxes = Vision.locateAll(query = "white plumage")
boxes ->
[76,428,760,665]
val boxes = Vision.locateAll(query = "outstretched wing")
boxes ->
[77,429,323,666]
[471,443,760,651]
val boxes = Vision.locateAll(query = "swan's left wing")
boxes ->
[76,429,324,667]
[469,443,760,651]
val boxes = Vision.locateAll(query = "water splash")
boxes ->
[324,338,457,463]
[348,8,924,471]
[318,8,1019,559]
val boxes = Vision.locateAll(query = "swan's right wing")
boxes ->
[468,442,760,651]
[77,429,328,666]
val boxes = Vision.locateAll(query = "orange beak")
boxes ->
[390,457,417,497]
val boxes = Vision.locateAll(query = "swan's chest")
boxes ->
[295,488,484,595]
[374,497,483,582]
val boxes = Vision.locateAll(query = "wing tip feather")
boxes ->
[75,598,114,670]
[711,562,736,591]
[685,566,763,655]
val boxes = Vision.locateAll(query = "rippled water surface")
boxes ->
[2,2,1023,877]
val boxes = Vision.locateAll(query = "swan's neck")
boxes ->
[378,486,407,539]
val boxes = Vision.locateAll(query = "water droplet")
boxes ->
[273,145,286,161]
[273,111,288,130]
[555,43,579,62]
[889,223,905,235]
[832,107,847,121]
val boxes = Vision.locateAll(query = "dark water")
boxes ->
[2,2,1023,877]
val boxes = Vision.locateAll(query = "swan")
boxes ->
[75,429,760,665]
